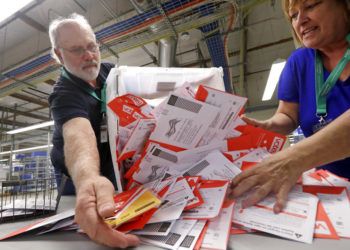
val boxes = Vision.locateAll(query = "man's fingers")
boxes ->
[94,178,116,217]
[74,179,140,248]
[125,233,141,246]
[94,223,140,248]
[76,202,140,248]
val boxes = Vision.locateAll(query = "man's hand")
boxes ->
[228,151,303,213]
[74,176,140,248]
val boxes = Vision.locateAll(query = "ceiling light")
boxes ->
[0,0,34,24]
[0,144,53,156]
[262,59,286,101]
[180,31,190,41]
[6,120,54,135]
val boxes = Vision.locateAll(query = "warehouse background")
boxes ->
[0,0,297,167]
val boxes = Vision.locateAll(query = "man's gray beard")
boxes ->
[67,66,100,82]
[79,69,99,82]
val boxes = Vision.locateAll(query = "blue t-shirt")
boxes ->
[48,63,117,188]
[278,48,350,179]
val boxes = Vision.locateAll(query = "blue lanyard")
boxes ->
[61,67,107,114]
[315,34,350,119]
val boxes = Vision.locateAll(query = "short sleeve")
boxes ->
[277,52,300,103]
[49,87,89,127]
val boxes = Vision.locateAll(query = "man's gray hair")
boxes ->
[48,13,96,64]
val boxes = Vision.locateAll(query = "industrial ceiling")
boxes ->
[0,0,295,156]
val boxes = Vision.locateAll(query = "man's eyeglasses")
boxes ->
[59,43,100,56]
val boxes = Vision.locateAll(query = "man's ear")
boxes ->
[54,48,64,64]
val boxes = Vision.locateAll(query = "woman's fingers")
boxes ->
[241,182,274,209]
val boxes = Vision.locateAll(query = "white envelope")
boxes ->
[149,178,194,223]
[182,181,229,219]
[178,220,207,250]
[132,145,179,184]
[118,118,156,161]
[232,147,270,169]
[195,85,247,146]
[0,209,75,240]
[140,219,197,250]
[223,149,250,162]
[201,201,234,250]
[172,141,227,173]
[182,150,241,180]
[149,94,221,149]
[133,220,176,236]
[318,189,350,238]
[233,188,318,244]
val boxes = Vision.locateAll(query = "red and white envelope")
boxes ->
[181,180,229,220]
[222,149,250,162]
[148,178,195,223]
[302,169,350,189]
[108,94,153,127]
[195,85,246,123]
[233,187,318,244]
[227,125,286,153]
[304,186,350,238]
[118,118,156,162]
[183,176,204,211]
[178,220,207,250]
[0,209,75,240]
[314,202,339,239]
[232,147,270,170]
[104,186,161,229]
[200,200,234,250]
[194,85,247,146]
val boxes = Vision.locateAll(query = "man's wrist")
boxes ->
[71,169,99,190]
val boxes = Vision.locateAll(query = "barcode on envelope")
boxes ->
[221,111,234,129]
[183,160,210,176]
[143,222,172,232]
[145,233,181,246]
[168,95,201,113]
[180,235,195,248]
[166,233,181,246]
[152,148,178,163]
[336,221,343,226]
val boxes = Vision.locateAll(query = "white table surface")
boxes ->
[0,195,349,250]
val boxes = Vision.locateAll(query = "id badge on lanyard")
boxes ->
[100,112,108,143]
[313,34,350,133]
[312,116,332,133]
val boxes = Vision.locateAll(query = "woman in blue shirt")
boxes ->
[229,0,350,213]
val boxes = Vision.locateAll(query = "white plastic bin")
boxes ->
[106,66,225,191]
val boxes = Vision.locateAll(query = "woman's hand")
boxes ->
[240,114,270,130]
[228,151,303,213]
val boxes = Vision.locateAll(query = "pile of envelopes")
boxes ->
[2,84,350,248]
[105,83,350,247]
